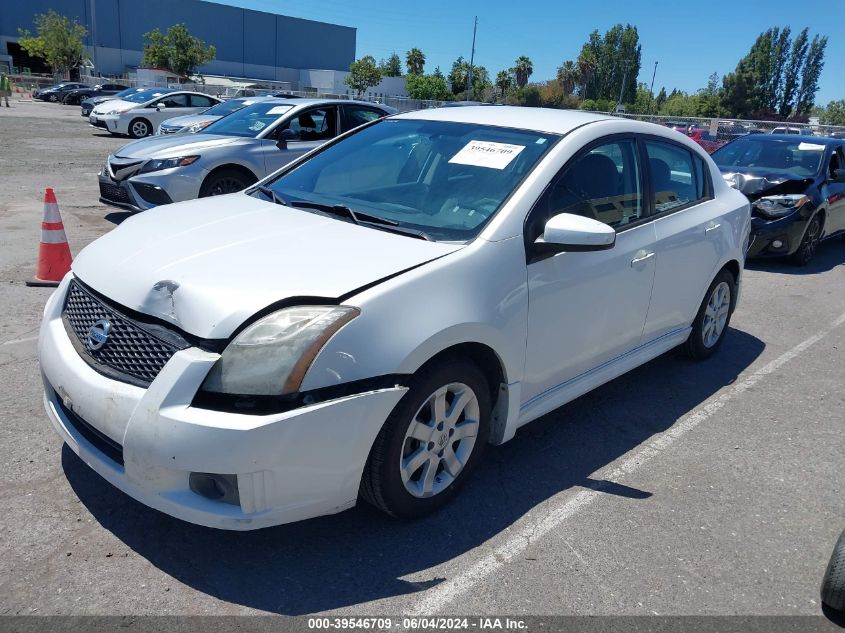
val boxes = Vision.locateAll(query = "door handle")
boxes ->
[705,222,721,233]
[631,250,655,266]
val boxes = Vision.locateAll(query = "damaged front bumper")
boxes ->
[39,276,407,530]
[747,210,808,258]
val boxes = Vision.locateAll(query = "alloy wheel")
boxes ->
[702,281,731,348]
[131,120,150,137]
[208,177,246,195]
[798,216,821,264]
[399,382,480,498]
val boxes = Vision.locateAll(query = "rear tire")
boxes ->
[683,269,736,360]
[128,118,152,138]
[822,529,845,612]
[360,357,491,519]
[199,169,253,197]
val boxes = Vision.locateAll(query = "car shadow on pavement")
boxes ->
[62,326,764,615]
[104,211,133,225]
[746,238,844,275]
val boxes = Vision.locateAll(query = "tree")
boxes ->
[345,55,381,96]
[406,48,425,75]
[18,11,87,77]
[576,24,641,103]
[557,60,578,95]
[777,28,808,116]
[405,74,451,101]
[795,34,828,115]
[495,70,512,98]
[655,87,667,111]
[512,56,533,89]
[432,66,444,79]
[447,57,468,95]
[379,53,402,77]
[141,24,216,76]
[817,100,845,126]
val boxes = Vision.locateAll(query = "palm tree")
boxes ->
[406,48,425,75]
[557,60,578,95]
[512,56,533,89]
[495,70,512,98]
[576,50,597,98]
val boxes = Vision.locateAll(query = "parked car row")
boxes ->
[97,98,393,210]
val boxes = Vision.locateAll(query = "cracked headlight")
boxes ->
[139,156,200,173]
[201,306,360,396]
[753,194,809,219]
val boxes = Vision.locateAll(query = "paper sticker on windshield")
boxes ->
[449,140,525,169]
[798,142,824,151]
[267,105,293,115]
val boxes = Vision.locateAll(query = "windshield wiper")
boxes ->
[255,185,290,206]
[356,222,434,241]
[289,200,398,226]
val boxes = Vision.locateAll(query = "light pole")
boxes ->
[649,61,659,115]
[466,16,477,101]
[615,60,631,113]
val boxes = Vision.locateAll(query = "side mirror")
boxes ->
[533,213,616,258]
[155,103,164,110]
[276,128,298,149]
[831,168,845,183]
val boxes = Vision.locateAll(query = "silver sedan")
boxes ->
[98,98,394,211]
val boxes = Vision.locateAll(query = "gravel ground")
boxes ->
[0,100,843,625]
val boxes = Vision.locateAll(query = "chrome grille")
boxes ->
[63,280,183,385]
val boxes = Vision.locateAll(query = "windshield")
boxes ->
[262,118,557,242]
[123,89,174,104]
[201,98,257,118]
[113,88,140,98]
[712,137,824,177]
[200,102,293,137]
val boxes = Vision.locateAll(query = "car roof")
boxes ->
[746,133,839,144]
[253,97,391,109]
[393,105,612,134]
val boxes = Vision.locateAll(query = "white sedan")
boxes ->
[89,90,222,138]
[38,107,750,529]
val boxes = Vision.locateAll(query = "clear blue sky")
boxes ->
[218,0,842,105]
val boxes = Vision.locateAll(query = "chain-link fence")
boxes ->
[600,112,845,152]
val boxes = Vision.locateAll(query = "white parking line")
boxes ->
[0,335,38,347]
[409,310,845,615]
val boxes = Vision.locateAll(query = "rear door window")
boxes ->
[190,94,215,108]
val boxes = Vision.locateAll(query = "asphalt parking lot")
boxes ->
[0,100,843,621]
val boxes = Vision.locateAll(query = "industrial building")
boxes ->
[0,0,358,89]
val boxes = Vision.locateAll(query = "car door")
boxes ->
[640,137,727,342]
[521,136,657,412]
[822,146,845,235]
[145,93,192,126]
[261,105,340,175]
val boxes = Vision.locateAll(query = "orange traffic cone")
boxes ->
[26,188,73,287]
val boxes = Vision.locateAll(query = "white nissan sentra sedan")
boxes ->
[38,107,751,529]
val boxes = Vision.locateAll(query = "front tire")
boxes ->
[683,269,736,360]
[199,169,252,197]
[791,214,822,266]
[360,357,492,518]
[128,118,152,138]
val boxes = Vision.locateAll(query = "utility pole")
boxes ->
[649,61,659,115]
[466,16,477,101]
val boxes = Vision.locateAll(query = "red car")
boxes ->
[687,128,726,154]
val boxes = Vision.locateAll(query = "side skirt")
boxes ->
[516,326,691,428]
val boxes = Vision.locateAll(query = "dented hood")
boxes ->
[719,166,814,200]
[72,194,462,339]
